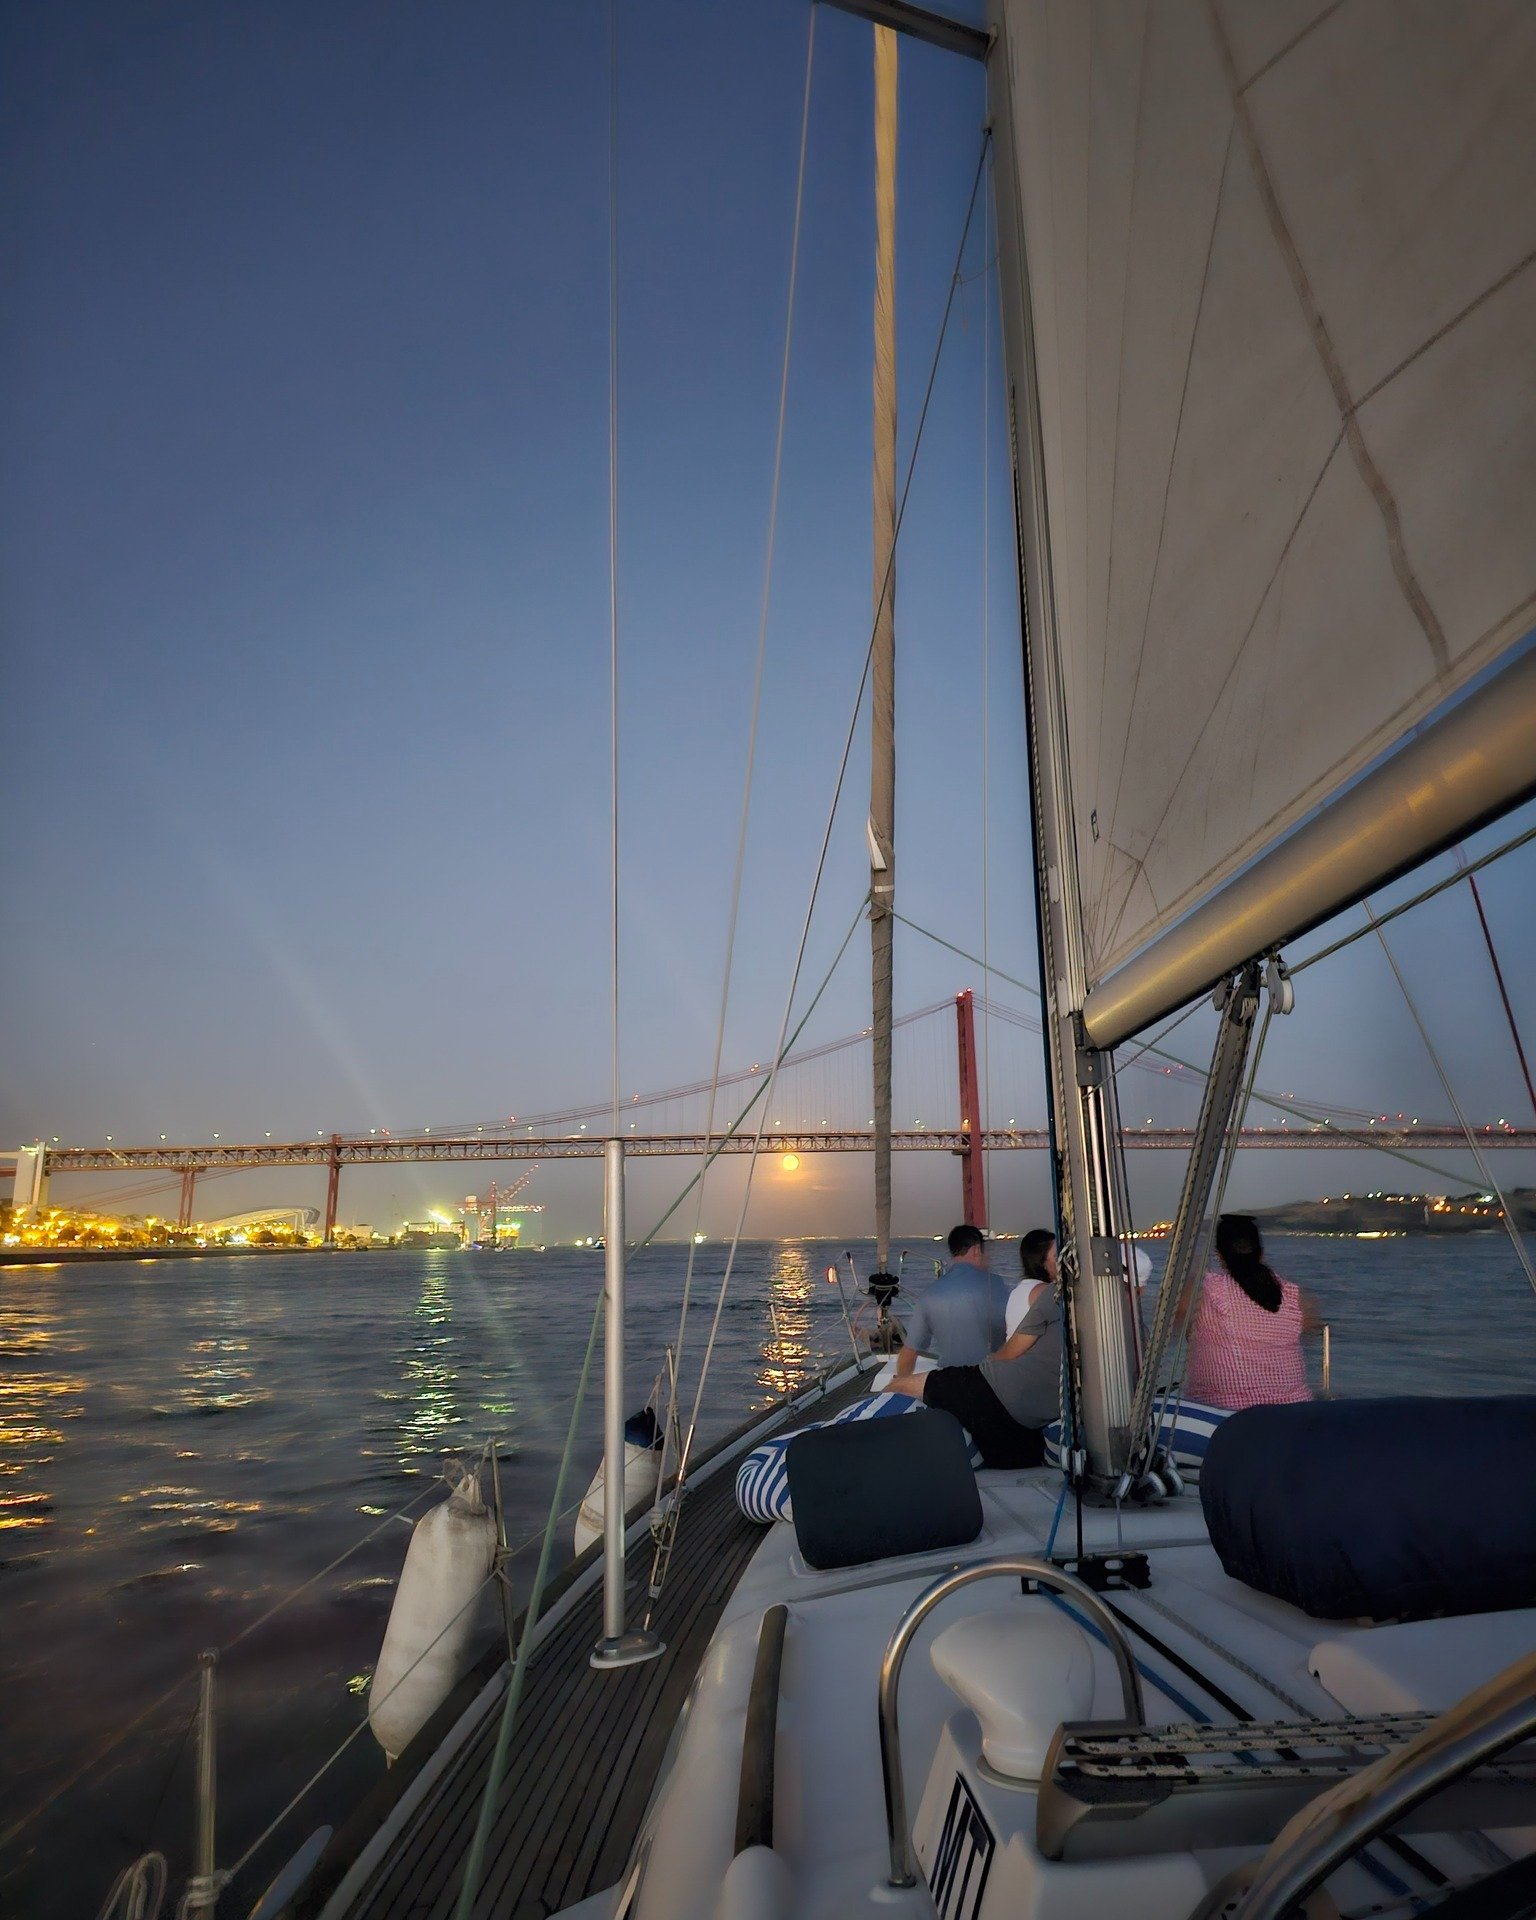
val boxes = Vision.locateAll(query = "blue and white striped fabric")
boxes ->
[734,1394,984,1525]
[1043,1396,1230,1481]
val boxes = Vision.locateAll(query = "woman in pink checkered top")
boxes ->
[1184,1215,1321,1413]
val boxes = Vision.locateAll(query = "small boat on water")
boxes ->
[89,2,1536,1916]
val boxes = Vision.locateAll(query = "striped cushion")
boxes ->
[735,1394,984,1525]
[1043,1396,1230,1480]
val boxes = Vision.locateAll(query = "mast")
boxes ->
[869,22,898,1269]
[987,6,1138,1481]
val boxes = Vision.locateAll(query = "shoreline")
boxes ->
[1,1243,336,1267]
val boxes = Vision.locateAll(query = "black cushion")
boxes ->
[784,1408,983,1571]
[1201,1395,1536,1622]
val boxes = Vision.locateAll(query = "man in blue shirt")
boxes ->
[895,1224,1009,1370]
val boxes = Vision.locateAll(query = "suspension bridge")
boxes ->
[14,992,1532,1241]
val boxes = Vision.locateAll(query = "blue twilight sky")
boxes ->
[2,1,1533,1243]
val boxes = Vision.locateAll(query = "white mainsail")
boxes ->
[998,0,1536,992]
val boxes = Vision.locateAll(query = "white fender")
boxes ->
[574,1440,660,1557]
[369,1471,496,1761]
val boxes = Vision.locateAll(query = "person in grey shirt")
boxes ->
[895,1223,1009,1371]
[981,1277,1062,1429]
[882,1228,1059,1468]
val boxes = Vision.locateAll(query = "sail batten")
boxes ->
[997,0,1536,989]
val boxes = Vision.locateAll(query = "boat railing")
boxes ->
[877,1557,1145,1888]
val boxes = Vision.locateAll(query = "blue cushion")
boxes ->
[786,1409,983,1570]
[1202,1395,1536,1621]
[735,1393,983,1524]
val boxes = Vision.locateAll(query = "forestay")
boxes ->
[997,0,1536,989]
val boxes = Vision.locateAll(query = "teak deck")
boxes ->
[319,1371,868,1920]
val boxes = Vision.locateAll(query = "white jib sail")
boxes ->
[997,0,1536,990]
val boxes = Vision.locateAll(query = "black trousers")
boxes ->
[923,1367,1046,1469]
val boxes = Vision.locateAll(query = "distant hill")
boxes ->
[1254,1188,1536,1235]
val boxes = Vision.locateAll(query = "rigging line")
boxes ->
[641,139,989,1250]
[647,131,992,1590]
[904,909,1503,1188]
[227,1568,501,1886]
[452,1289,604,1920]
[455,999,944,1135]
[1365,903,1536,1300]
[1151,998,1275,1465]
[1463,867,1536,1124]
[644,891,867,1600]
[1114,998,1205,1076]
[669,4,817,1419]
[0,1448,464,1851]
[1289,818,1536,974]
[608,0,621,1142]
[980,148,992,1208]
[893,909,1037,996]
[635,897,868,1249]
[219,1475,447,1659]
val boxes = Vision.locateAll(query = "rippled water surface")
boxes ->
[1,1235,1532,1916]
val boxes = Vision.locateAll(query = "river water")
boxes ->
[1,1235,1532,1916]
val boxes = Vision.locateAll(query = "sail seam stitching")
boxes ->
[1096,124,1235,937]
[1090,8,1154,960]
[1206,0,1450,675]
[1352,245,1536,415]
[1095,429,1347,967]
[1096,590,1533,982]
[1235,0,1347,96]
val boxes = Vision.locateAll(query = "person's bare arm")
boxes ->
[989,1328,1041,1364]
[885,1372,929,1401]
[895,1344,920,1375]
[1301,1289,1324,1334]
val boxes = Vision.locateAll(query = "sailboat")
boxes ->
[239,2,1536,1916]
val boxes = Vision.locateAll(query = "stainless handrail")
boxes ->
[878,1558,1146,1887]
[1224,1648,1536,1920]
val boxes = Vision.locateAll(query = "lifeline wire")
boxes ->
[667,6,818,1446]
[228,1565,502,1886]
[217,1483,592,1887]
[452,1292,605,1920]
[0,1465,448,1854]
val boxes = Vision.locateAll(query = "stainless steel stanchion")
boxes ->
[591,1139,664,1670]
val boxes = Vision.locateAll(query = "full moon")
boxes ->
[780,1153,801,1172]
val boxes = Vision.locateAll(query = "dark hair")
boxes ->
[1215,1214,1281,1312]
[947,1223,985,1258]
[1019,1229,1056,1282]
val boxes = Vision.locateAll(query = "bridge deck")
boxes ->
[309,1372,869,1920]
[48,1124,1536,1172]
